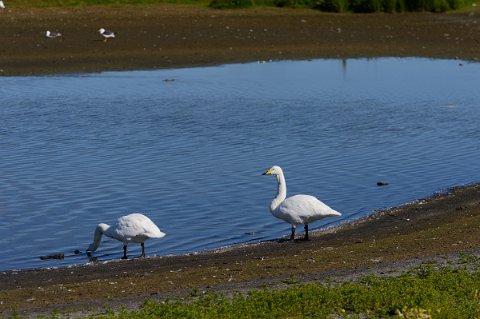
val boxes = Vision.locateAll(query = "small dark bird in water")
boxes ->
[40,253,65,260]
[377,181,389,186]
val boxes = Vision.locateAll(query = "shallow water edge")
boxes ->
[2,182,480,317]
[2,181,479,274]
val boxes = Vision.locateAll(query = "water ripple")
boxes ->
[1,58,480,270]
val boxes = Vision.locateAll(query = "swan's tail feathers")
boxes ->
[328,209,342,217]
[150,230,166,239]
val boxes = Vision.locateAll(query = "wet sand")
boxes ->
[0,6,479,76]
[1,5,480,317]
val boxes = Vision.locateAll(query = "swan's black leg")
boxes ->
[290,226,296,240]
[122,245,128,259]
[140,242,146,258]
[304,224,309,241]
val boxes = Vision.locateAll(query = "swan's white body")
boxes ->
[87,213,166,259]
[0,1,5,9]
[98,28,115,42]
[263,165,341,240]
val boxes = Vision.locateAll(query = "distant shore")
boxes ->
[1,183,480,317]
[0,6,479,76]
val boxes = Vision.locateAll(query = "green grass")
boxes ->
[7,0,480,11]
[9,0,210,8]
[67,262,480,319]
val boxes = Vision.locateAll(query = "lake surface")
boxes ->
[1,58,480,271]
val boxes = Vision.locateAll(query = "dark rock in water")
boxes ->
[40,253,65,260]
[74,249,81,255]
[377,181,389,186]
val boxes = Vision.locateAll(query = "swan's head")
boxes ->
[262,165,283,176]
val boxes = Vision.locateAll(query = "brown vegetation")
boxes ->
[0,6,479,75]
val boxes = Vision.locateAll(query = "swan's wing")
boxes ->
[278,195,341,224]
[113,214,165,241]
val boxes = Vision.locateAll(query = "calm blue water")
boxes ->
[1,58,480,271]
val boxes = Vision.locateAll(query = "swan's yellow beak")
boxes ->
[262,168,273,175]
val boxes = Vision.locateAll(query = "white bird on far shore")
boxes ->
[98,28,115,42]
[45,30,62,38]
[87,213,166,259]
[262,165,342,241]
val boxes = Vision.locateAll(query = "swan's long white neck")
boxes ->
[87,223,110,252]
[271,170,287,212]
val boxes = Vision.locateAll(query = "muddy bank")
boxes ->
[0,6,479,76]
[1,184,480,317]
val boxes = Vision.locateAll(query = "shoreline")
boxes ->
[0,184,456,274]
[2,183,480,316]
[0,6,479,76]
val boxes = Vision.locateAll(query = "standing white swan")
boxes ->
[262,165,341,240]
[87,213,166,259]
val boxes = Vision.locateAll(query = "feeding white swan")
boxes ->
[262,165,341,240]
[87,213,166,259]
